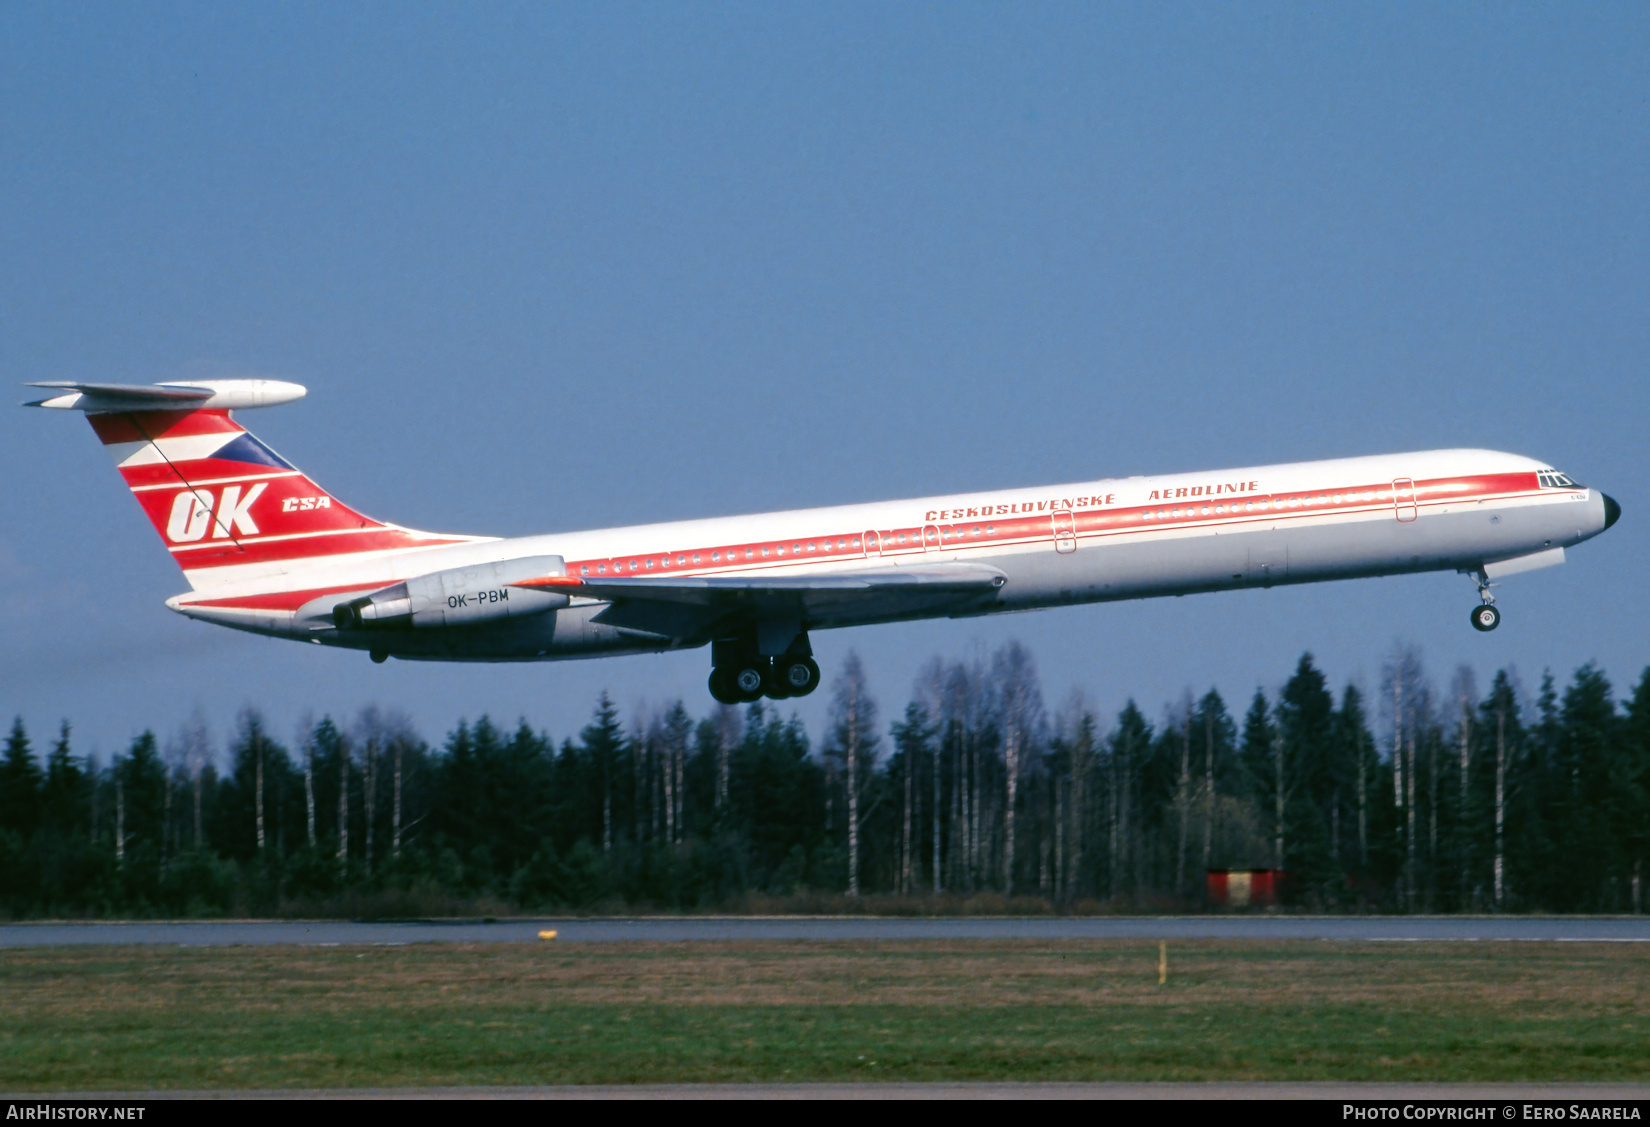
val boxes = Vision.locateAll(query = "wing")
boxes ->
[515,564,1008,641]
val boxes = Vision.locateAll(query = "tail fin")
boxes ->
[27,380,482,590]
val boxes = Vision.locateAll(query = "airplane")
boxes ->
[27,378,1620,704]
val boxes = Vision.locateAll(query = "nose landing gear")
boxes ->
[1468,568,1501,632]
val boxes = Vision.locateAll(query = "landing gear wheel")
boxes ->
[1470,604,1501,632]
[732,664,767,703]
[708,667,740,705]
[370,650,388,664]
[774,657,821,697]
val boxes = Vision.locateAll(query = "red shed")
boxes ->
[1206,868,1283,908]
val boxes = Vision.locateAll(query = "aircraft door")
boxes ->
[1052,510,1076,554]
[863,530,882,558]
[922,524,941,552]
[1392,478,1418,522]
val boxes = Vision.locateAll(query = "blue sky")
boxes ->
[2,2,1645,761]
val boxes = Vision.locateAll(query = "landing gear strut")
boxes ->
[707,632,820,704]
[1468,568,1501,632]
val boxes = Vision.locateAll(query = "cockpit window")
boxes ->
[1537,470,1579,489]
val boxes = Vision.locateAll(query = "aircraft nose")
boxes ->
[1603,493,1621,531]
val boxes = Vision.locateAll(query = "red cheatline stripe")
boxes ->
[511,576,585,588]
[182,583,396,611]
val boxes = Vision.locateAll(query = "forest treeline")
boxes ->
[2,643,1647,917]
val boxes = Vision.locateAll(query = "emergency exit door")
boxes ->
[1052,510,1076,554]
[1392,478,1418,522]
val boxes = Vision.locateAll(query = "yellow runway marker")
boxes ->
[539,930,558,940]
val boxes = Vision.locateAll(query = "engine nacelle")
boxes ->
[333,555,570,631]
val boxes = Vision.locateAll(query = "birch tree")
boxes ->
[1450,665,1478,901]
[915,657,946,894]
[992,641,1042,896]
[826,652,879,898]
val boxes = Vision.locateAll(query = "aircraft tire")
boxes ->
[708,668,740,705]
[1470,604,1501,632]
[732,664,767,704]
[775,657,820,697]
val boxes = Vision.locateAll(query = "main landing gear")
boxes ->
[708,633,821,704]
[1468,568,1501,632]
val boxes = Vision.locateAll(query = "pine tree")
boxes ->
[1557,663,1622,910]
[41,722,85,838]
[580,695,626,858]
[0,718,43,840]
[1620,667,1650,913]
[1277,654,1337,902]
[1108,701,1154,900]
[890,700,935,895]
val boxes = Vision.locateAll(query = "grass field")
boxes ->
[3,940,1648,1090]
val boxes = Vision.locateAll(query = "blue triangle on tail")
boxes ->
[214,433,295,470]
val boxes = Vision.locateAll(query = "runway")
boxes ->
[4,915,1649,946]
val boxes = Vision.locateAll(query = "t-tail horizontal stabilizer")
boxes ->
[24,379,307,412]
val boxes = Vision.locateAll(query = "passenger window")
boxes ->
[598,564,607,574]
[711,552,720,562]
[580,565,590,575]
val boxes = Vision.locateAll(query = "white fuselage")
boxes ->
[170,447,1611,661]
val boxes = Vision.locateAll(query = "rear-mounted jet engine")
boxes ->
[334,555,570,630]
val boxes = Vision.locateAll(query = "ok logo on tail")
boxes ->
[165,483,267,542]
